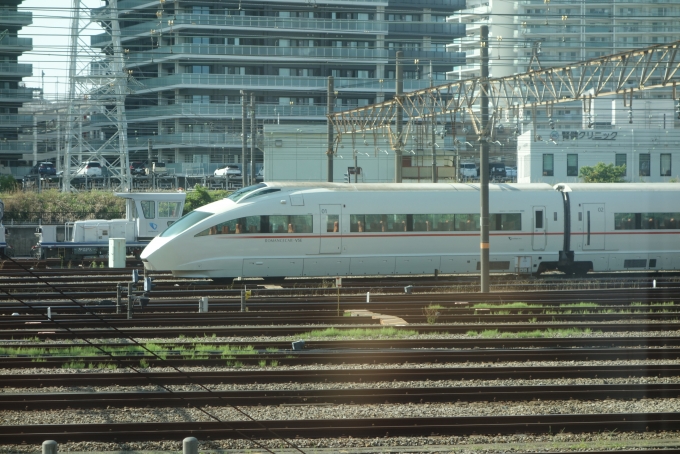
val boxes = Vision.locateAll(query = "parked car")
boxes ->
[459,162,477,179]
[130,161,147,176]
[76,161,102,177]
[214,164,241,177]
[38,162,57,176]
[489,162,507,180]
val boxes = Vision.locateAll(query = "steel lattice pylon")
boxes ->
[329,40,680,149]
[63,0,130,192]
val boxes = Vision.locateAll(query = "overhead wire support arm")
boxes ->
[327,40,680,145]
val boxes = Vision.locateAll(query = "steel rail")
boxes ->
[1,347,679,369]
[4,323,679,340]
[1,413,678,444]
[1,365,676,388]
[3,383,679,411]
[0,316,680,330]
[1,286,679,304]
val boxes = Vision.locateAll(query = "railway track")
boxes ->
[1,268,680,452]
[2,364,677,387]
[4,383,680,410]
[1,413,678,445]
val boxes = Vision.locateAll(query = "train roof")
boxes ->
[261,182,556,193]
[555,183,680,192]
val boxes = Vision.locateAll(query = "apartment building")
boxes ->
[87,0,466,168]
[448,0,679,130]
[0,0,34,166]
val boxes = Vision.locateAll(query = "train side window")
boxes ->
[615,213,635,230]
[159,201,182,218]
[413,214,434,232]
[433,214,454,231]
[491,213,521,231]
[535,210,543,229]
[269,215,312,233]
[454,214,480,231]
[141,201,155,219]
[350,215,365,232]
[326,215,339,232]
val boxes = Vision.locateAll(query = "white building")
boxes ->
[262,124,456,183]
[518,98,680,183]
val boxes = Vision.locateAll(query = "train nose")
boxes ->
[140,237,173,271]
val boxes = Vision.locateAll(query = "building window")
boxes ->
[192,5,210,14]
[542,154,554,177]
[192,95,210,104]
[639,153,650,177]
[191,65,210,74]
[566,154,578,176]
[615,154,627,175]
[661,153,671,176]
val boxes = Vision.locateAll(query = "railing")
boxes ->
[0,63,32,75]
[0,36,32,48]
[91,15,388,45]
[125,44,389,66]
[0,9,32,25]
[132,73,433,94]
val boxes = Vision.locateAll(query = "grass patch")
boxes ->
[300,327,417,339]
[473,302,532,309]
[559,302,599,308]
[468,327,592,338]
[61,360,86,369]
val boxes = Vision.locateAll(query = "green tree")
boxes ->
[0,175,18,192]
[579,162,627,183]
[183,185,228,214]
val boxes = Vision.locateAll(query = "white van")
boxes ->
[459,162,477,179]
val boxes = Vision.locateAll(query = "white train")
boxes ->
[140,182,680,279]
[35,192,186,259]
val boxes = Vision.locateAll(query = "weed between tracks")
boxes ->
[301,326,418,339]
[466,327,593,338]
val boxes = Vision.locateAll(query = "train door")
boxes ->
[582,203,605,250]
[320,205,342,254]
[531,206,546,251]
[136,200,160,238]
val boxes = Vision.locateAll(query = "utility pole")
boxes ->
[394,51,403,183]
[250,93,256,187]
[241,90,247,186]
[326,76,334,182]
[480,25,490,293]
[430,61,437,183]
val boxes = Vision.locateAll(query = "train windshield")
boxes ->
[159,210,214,238]
[227,183,266,203]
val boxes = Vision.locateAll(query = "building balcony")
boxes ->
[91,15,387,46]
[0,36,32,53]
[125,133,244,151]
[0,114,34,129]
[103,0,387,15]
[124,44,389,67]
[0,63,32,77]
[389,0,465,11]
[0,141,33,153]
[99,103,358,126]
[457,6,491,21]
[123,74,435,95]
[389,50,465,66]
[387,22,464,38]
[0,9,32,27]
[0,87,36,103]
